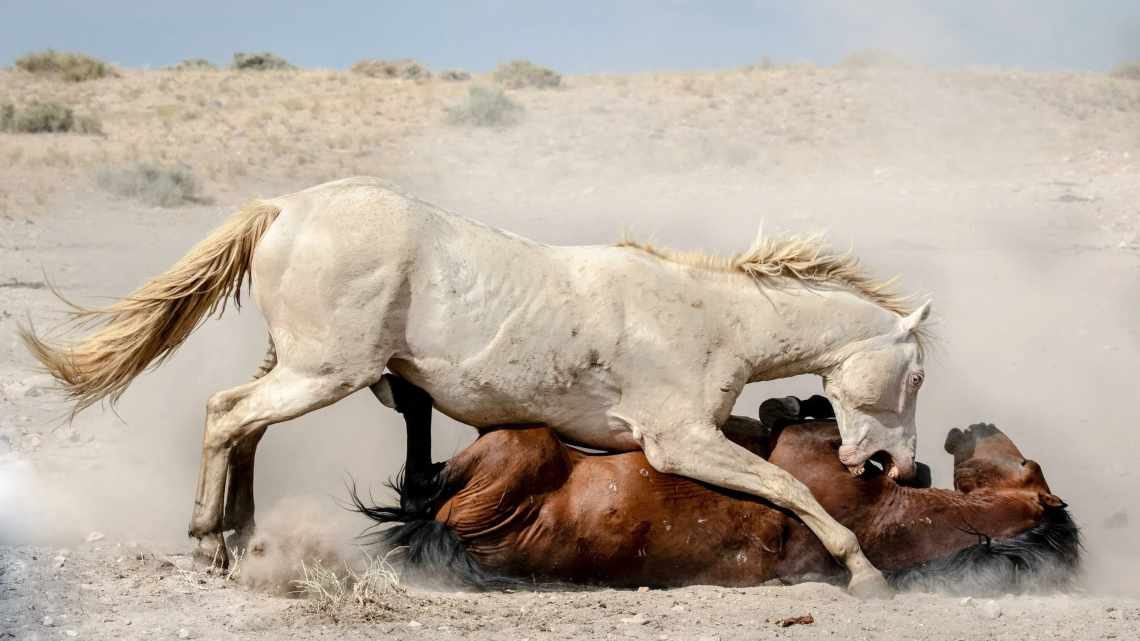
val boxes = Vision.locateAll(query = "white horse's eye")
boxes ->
[909,372,924,389]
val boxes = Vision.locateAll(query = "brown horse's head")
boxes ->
[944,423,1065,509]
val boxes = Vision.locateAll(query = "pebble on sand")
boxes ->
[980,600,1003,620]
[177,628,191,639]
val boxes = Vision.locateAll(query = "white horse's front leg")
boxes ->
[634,419,891,598]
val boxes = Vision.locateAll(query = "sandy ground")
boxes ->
[2,63,1140,639]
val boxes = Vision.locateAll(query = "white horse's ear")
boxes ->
[370,375,397,409]
[899,300,932,335]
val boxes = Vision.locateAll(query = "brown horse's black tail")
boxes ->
[351,373,522,590]
[348,466,521,591]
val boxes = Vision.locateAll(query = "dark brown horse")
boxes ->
[354,377,1079,593]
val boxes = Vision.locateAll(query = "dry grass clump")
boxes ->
[350,58,431,80]
[172,58,217,71]
[439,69,471,81]
[446,86,523,127]
[839,48,909,69]
[493,59,561,89]
[294,553,404,607]
[95,163,204,207]
[231,52,295,71]
[0,102,101,134]
[1110,61,1140,80]
[14,50,117,82]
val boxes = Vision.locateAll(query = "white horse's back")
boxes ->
[251,178,639,445]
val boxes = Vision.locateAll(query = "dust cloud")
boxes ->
[2,49,1138,598]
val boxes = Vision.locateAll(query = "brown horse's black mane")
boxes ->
[885,504,1081,595]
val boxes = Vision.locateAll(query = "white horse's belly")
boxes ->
[388,357,639,451]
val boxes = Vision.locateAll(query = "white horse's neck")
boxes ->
[711,275,902,382]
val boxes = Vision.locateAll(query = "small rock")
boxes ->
[980,600,1002,620]
[637,586,650,593]
[86,531,105,543]
[407,621,422,628]
[43,615,56,627]
[177,628,191,639]
[959,597,974,607]
[65,631,78,638]
[621,613,649,625]
[53,556,67,568]
[776,613,814,627]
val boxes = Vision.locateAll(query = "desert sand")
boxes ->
[2,62,1139,640]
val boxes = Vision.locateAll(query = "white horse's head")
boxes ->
[823,301,932,481]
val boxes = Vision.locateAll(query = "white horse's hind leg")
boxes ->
[219,336,277,549]
[188,366,372,567]
[636,420,891,598]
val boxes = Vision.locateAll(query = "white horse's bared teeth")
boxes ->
[847,464,866,477]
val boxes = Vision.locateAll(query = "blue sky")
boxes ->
[2,1,1138,73]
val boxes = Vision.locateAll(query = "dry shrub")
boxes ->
[350,58,430,80]
[839,48,909,69]
[294,553,403,607]
[493,59,561,89]
[95,163,203,207]
[1110,61,1140,80]
[439,69,471,82]
[172,58,217,71]
[227,497,355,597]
[14,50,117,82]
[232,52,295,71]
[446,86,523,127]
[0,102,102,134]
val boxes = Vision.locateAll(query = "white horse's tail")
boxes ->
[20,201,282,414]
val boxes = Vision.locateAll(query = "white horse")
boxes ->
[24,177,931,596]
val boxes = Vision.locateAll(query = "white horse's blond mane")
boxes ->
[617,230,915,317]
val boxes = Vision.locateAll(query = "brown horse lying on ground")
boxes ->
[354,376,1079,593]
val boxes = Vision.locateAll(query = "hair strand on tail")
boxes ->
[19,201,281,414]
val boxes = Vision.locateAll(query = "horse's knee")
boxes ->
[206,390,235,421]
[642,442,680,475]
[641,429,719,476]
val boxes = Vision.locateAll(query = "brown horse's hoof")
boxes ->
[192,534,230,571]
[848,570,893,599]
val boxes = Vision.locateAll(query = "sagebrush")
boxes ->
[0,102,101,134]
[95,163,204,207]
[492,60,561,89]
[1111,61,1140,80]
[172,58,217,71]
[446,86,523,127]
[232,52,295,71]
[350,58,430,80]
[14,50,117,82]
[839,49,909,69]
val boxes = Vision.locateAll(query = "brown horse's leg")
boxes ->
[221,425,267,550]
[188,367,367,569]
